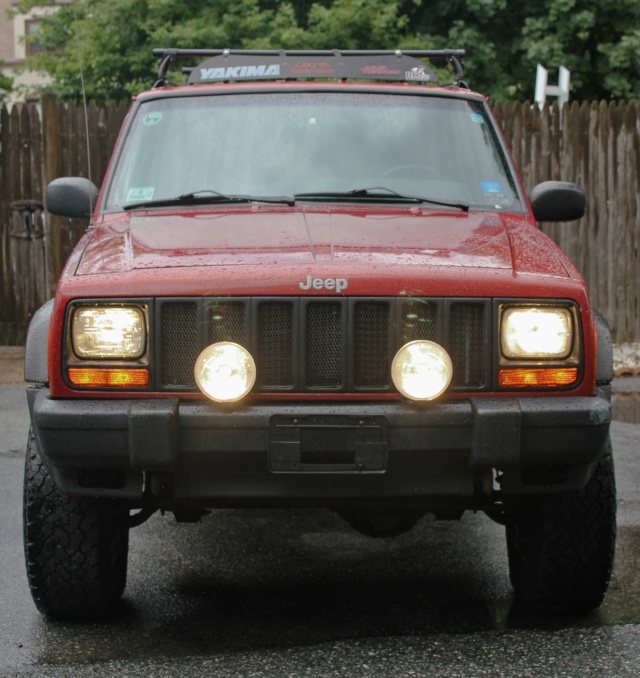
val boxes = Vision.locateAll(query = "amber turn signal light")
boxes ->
[68,368,149,387]
[499,367,578,388]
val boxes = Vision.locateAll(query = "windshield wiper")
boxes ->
[294,187,469,211]
[124,189,295,210]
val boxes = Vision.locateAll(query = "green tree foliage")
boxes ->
[0,61,14,104]
[14,0,640,102]
[400,0,640,100]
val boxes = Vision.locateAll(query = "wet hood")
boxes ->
[72,205,572,295]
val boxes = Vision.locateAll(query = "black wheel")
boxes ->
[23,430,129,619]
[506,441,616,615]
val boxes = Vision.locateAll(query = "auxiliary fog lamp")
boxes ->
[391,340,453,401]
[195,342,256,402]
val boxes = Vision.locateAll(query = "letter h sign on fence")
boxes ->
[535,64,570,111]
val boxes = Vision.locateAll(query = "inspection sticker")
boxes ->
[480,181,506,200]
[127,186,155,202]
[143,112,163,126]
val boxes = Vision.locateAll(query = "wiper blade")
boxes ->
[295,187,413,201]
[295,187,469,211]
[124,189,295,210]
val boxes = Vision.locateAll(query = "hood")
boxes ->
[72,205,572,295]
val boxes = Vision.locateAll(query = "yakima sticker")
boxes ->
[405,66,432,81]
[299,276,348,293]
[200,64,281,80]
[188,53,440,85]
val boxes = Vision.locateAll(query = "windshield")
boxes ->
[104,92,523,212]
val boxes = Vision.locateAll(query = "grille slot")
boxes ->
[449,302,486,387]
[208,301,245,345]
[306,302,343,388]
[353,301,391,388]
[161,302,198,386]
[402,299,437,343]
[257,301,294,388]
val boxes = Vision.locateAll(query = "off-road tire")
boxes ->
[23,430,129,619]
[506,441,616,615]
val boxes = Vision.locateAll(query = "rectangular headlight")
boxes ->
[501,306,573,359]
[72,306,146,359]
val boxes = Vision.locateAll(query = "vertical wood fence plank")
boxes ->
[28,103,47,312]
[13,105,35,328]
[0,105,16,341]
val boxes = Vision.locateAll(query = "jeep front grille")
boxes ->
[156,297,491,393]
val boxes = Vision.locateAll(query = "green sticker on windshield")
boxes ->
[127,186,155,202]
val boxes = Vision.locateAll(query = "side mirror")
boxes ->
[45,177,100,219]
[528,181,586,222]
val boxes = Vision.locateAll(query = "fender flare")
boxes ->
[24,299,54,385]
[592,308,613,386]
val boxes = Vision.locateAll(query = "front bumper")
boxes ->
[27,387,612,507]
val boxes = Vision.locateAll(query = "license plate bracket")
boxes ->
[269,415,388,473]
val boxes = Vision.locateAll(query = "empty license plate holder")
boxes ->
[269,415,388,473]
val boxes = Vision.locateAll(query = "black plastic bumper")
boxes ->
[27,386,612,506]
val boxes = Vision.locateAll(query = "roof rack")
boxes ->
[152,48,467,89]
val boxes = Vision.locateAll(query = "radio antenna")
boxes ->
[73,0,94,223]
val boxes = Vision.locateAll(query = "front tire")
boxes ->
[23,430,129,619]
[506,442,616,615]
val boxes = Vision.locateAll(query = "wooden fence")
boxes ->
[494,100,640,344]
[1,96,639,343]
[0,95,128,344]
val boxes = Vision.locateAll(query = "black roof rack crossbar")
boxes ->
[152,48,466,88]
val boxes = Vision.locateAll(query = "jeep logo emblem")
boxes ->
[299,275,348,293]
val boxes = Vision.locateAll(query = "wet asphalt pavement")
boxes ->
[2,366,640,676]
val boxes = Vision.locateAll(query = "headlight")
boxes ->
[501,307,573,359]
[391,340,452,401]
[195,342,256,402]
[72,306,146,359]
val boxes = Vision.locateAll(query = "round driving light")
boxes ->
[391,340,453,401]
[194,342,256,403]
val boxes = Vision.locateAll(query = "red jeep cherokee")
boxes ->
[23,49,615,619]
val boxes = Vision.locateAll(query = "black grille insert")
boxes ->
[161,302,198,387]
[208,301,245,345]
[257,301,294,388]
[156,297,491,393]
[306,302,343,388]
[449,302,486,387]
[353,302,391,388]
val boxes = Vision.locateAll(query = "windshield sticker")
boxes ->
[143,112,162,126]
[480,181,506,201]
[127,186,155,202]
[470,113,484,123]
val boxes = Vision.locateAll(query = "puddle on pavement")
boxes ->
[612,392,640,423]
